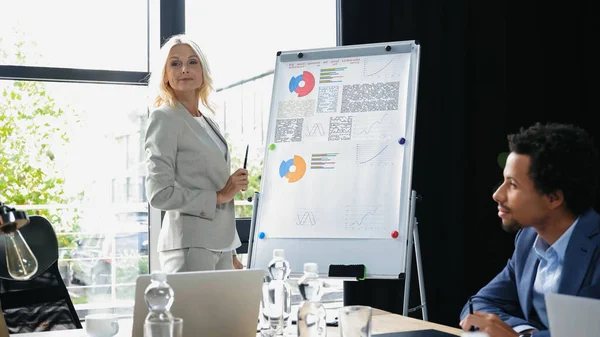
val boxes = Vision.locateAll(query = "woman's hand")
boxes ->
[216,168,249,204]
[233,254,244,269]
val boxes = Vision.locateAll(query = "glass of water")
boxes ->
[143,317,183,337]
[338,306,372,337]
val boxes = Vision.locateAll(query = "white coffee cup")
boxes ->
[85,314,119,337]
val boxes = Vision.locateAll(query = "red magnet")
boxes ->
[391,231,399,238]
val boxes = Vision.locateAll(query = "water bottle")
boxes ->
[260,274,284,337]
[268,249,292,331]
[144,270,174,335]
[297,263,326,337]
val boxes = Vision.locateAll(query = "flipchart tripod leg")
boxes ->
[247,191,260,269]
[413,218,428,320]
[402,191,427,320]
[402,191,417,316]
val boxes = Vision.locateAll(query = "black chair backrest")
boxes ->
[0,215,82,333]
[236,217,252,254]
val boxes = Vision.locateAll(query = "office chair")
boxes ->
[0,215,82,333]
[235,217,252,254]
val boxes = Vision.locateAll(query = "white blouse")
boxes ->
[195,116,227,157]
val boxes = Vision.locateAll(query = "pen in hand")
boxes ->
[243,144,249,169]
[469,296,476,331]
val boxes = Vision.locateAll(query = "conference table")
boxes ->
[13,309,464,337]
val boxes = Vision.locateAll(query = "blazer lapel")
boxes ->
[558,210,600,295]
[203,116,229,162]
[520,248,539,319]
[174,103,228,162]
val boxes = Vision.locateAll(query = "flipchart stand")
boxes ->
[247,189,428,320]
[403,190,427,319]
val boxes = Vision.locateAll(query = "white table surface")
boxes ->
[10,310,464,337]
[12,319,133,337]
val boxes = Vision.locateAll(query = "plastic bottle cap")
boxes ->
[273,249,284,258]
[304,262,318,273]
[151,271,167,282]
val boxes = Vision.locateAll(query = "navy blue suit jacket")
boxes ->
[460,209,600,337]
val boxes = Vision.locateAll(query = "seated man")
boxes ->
[459,122,600,337]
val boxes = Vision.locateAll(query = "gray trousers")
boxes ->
[158,248,233,272]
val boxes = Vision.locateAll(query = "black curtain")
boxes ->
[340,0,600,327]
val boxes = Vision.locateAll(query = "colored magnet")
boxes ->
[497,152,509,169]
[398,138,406,145]
[258,232,266,239]
[269,144,276,150]
[391,230,399,239]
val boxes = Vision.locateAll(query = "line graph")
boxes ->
[345,205,384,230]
[302,117,329,141]
[365,59,395,77]
[356,113,388,135]
[304,122,326,137]
[356,144,395,166]
[295,209,318,226]
[352,113,394,140]
[363,55,405,79]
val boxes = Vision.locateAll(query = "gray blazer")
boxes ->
[144,102,237,251]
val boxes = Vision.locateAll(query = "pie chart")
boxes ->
[279,155,306,183]
[288,71,315,97]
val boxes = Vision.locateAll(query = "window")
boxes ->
[186,0,338,217]
[0,80,149,317]
[115,131,145,171]
[186,0,337,89]
[0,0,148,71]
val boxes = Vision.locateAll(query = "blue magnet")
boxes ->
[398,137,406,145]
[258,232,266,239]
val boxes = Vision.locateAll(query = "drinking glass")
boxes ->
[338,306,372,337]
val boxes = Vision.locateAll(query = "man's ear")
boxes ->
[547,190,564,210]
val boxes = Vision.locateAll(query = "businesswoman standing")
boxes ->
[145,34,247,272]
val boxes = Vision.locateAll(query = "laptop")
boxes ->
[131,269,264,337]
[546,293,600,337]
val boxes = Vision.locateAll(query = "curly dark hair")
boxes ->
[508,122,599,216]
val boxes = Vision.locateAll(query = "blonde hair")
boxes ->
[149,34,215,113]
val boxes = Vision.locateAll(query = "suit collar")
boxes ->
[558,209,600,295]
